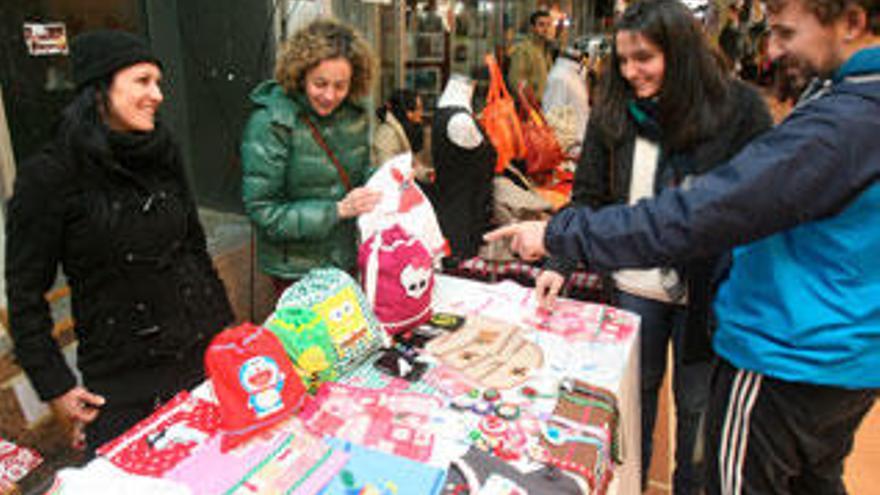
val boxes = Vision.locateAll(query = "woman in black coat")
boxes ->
[5,30,233,454]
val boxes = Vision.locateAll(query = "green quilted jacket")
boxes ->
[241,80,371,279]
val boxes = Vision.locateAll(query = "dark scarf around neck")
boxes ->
[63,114,177,180]
[627,98,697,189]
[106,124,175,171]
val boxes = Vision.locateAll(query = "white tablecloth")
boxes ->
[432,274,641,495]
[67,274,641,495]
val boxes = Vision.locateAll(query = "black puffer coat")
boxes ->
[6,123,233,406]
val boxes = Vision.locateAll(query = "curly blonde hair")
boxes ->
[275,17,376,100]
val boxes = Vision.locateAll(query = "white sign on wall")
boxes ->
[22,22,69,56]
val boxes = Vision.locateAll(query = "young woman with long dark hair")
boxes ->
[537,1,773,492]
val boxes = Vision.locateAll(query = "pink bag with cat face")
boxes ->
[358,224,434,336]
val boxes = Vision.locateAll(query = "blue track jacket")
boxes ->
[545,47,880,388]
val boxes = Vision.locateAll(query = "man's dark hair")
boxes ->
[530,10,551,27]
[594,0,733,151]
[765,0,879,34]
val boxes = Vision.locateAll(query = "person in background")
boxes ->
[431,74,496,263]
[585,36,610,105]
[508,10,555,103]
[549,13,570,60]
[372,89,433,184]
[542,45,591,158]
[719,3,747,73]
[488,0,880,490]
[6,30,234,454]
[536,0,773,492]
[241,18,381,296]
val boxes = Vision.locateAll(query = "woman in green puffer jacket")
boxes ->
[241,18,381,295]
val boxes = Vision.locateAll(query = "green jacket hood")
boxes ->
[248,80,299,126]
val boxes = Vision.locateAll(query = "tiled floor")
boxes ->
[844,402,879,494]
[645,375,672,495]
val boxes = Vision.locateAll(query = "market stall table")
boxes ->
[43,274,640,495]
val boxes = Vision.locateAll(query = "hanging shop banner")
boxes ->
[23,22,69,56]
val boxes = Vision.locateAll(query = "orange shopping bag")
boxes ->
[479,54,525,173]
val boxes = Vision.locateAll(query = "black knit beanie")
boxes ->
[71,30,161,89]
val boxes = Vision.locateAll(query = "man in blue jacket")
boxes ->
[487,0,879,492]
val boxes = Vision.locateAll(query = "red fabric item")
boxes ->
[390,167,423,213]
[480,54,526,173]
[517,85,566,177]
[204,323,307,451]
[95,391,220,477]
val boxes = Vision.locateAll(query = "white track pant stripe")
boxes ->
[719,370,747,494]
[734,373,763,495]
[719,369,763,495]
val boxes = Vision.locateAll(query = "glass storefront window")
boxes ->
[327,0,608,115]
[265,0,617,122]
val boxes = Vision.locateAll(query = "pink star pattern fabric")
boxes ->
[299,383,441,462]
[0,437,43,487]
[525,300,638,343]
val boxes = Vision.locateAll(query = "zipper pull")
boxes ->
[142,194,155,212]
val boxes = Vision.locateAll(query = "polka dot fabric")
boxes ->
[96,392,221,477]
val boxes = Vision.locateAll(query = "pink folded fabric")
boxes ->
[164,427,291,494]
[226,429,349,495]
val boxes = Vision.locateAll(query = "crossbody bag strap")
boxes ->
[299,113,352,192]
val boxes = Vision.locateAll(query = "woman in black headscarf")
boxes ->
[373,89,433,183]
